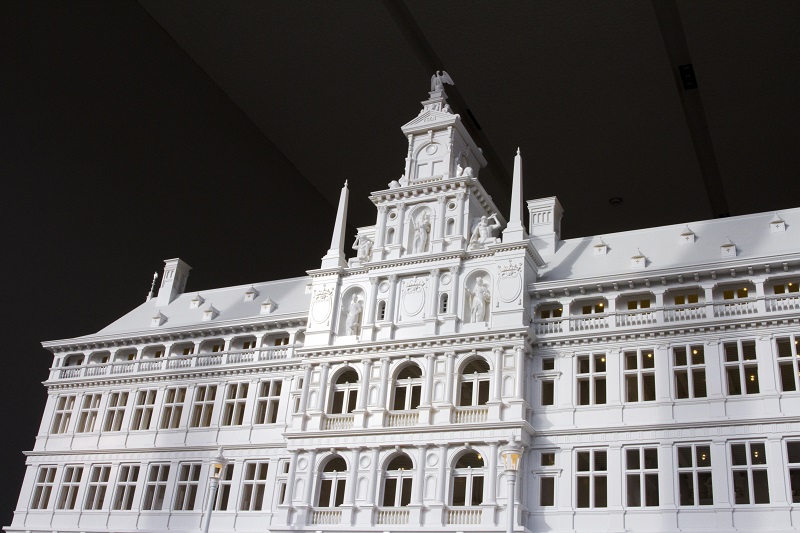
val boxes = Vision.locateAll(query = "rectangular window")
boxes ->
[540,476,555,506]
[274,336,289,346]
[57,465,83,510]
[142,464,170,511]
[173,463,201,511]
[240,461,269,511]
[787,441,800,503]
[776,335,800,392]
[254,380,282,424]
[243,340,256,350]
[542,356,555,371]
[724,341,760,395]
[130,389,157,431]
[211,343,223,353]
[112,464,140,510]
[102,391,128,432]
[182,346,194,356]
[627,298,651,310]
[773,281,799,294]
[576,449,607,508]
[214,464,235,511]
[581,302,605,314]
[51,395,76,434]
[624,348,656,402]
[674,293,699,305]
[76,393,102,433]
[723,287,750,300]
[731,442,769,504]
[31,466,57,509]
[539,307,563,319]
[159,386,186,429]
[677,444,713,506]
[576,353,606,405]
[190,385,217,428]
[541,379,555,406]
[84,465,111,510]
[275,460,290,506]
[221,382,249,426]
[673,344,707,399]
[625,447,659,507]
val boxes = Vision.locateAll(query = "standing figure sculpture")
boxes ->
[468,213,502,250]
[465,277,491,323]
[352,235,373,263]
[344,295,364,336]
[412,213,431,254]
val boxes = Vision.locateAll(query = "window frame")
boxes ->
[159,386,186,430]
[576,353,607,406]
[575,449,607,509]
[75,393,102,433]
[221,382,250,426]
[51,395,76,434]
[254,380,282,425]
[239,461,270,511]
[730,441,769,505]
[102,391,128,432]
[142,463,170,511]
[56,465,84,510]
[451,452,485,507]
[112,463,140,511]
[623,348,656,403]
[130,389,157,431]
[676,443,713,506]
[624,446,659,507]
[189,384,217,428]
[30,465,57,510]
[83,464,111,511]
[723,340,760,396]
[172,462,202,511]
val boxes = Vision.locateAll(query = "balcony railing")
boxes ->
[453,406,488,424]
[376,508,410,525]
[534,294,798,337]
[386,410,419,427]
[310,509,342,525]
[324,414,354,430]
[54,347,294,381]
[447,507,482,525]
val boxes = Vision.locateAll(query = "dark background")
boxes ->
[1,1,798,524]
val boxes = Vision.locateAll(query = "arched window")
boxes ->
[330,370,359,414]
[392,364,423,411]
[459,359,490,406]
[318,456,347,508]
[452,452,484,506]
[377,300,387,321]
[382,454,414,507]
[439,293,449,314]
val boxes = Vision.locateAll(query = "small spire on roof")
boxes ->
[146,271,159,302]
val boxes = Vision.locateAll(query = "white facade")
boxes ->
[7,78,800,533]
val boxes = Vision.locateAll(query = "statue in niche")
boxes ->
[412,213,431,253]
[465,277,491,323]
[463,166,473,178]
[344,295,364,336]
[468,213,501,250]
[352,235,373,262]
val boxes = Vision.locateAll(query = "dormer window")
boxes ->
[244,286,259,302]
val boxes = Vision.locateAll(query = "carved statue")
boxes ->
[463,166,473,178]
[344,295,364,335]
[468,214,501,250]
[352,235,373,262]
[412,213,431,254]
[465,277,491,323]
[430,70,454,92]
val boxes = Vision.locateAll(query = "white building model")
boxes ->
[8,76,800,533]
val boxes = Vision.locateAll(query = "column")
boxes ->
[386,275,398,323]
[492,348,504,402]
[413,445,427,505]
[450,266,463,319]
[286,329,297,358]
[435,195,447,240]
[455,192,466,238]
[703,285,715,319]
[375,206,388,249]
[428,268,441,318]
[396,202,407,252]
[358,360,372,410]
[444,352,456,406]
[298,365,312,413]
[303,449,318,506]
[377,358,391,409]
[486,441,499,505]
[436,444,448,503]
[316,363,330,412]
[422,354,435,406]
[285,450,299,505]
[514,347,526,399]
[365,277,379,325]
[367,447,380,506]
[345,448,360,505]
[754,277,767,314]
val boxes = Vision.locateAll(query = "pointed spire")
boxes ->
[503,148,528,243]
[321,181,349,269]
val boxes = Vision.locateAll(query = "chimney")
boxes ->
[155,258,192,307]
[527,197,563,255]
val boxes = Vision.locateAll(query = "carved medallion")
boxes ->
[497,261,522,302]
[401,278,426,317]
[311,287,334,322]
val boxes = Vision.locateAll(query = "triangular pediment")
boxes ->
[401,109,458,133]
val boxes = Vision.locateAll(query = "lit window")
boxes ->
[221,382,249,426]
[623,348,656,402]
[723,287,750,300]
[172,463,201,511]
[130,389,157,431]
[190,385,217,427]
[254,380,282,424]
[539,305,563,319]
[240,461,270,511]
[84,465,111,510]
[382,454,414,507]
[576,449,607,508]
[773,281,799,294]
[159,387,186,430]
[677,444,713,506]
[76,393,102,433]
[330,370,359,415]
[731,442,769,504]
[142,464,170,511]
[112,464,140,510]
[673,345,707,399]
[393,364,423,411]
[317,456,347,508]
[625,447,659,507]
[724,341,760,395]
[56,466,83,510]
[452,452,484,506]
[51,395,76,434]
[673,293,699,305]
[459,359,490,407]
[30,466,57,510]
[626,298,651,310]
[581,302,605,314]
[776,335,800,392]
[102,391,128,432]
[576,353,606,405]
